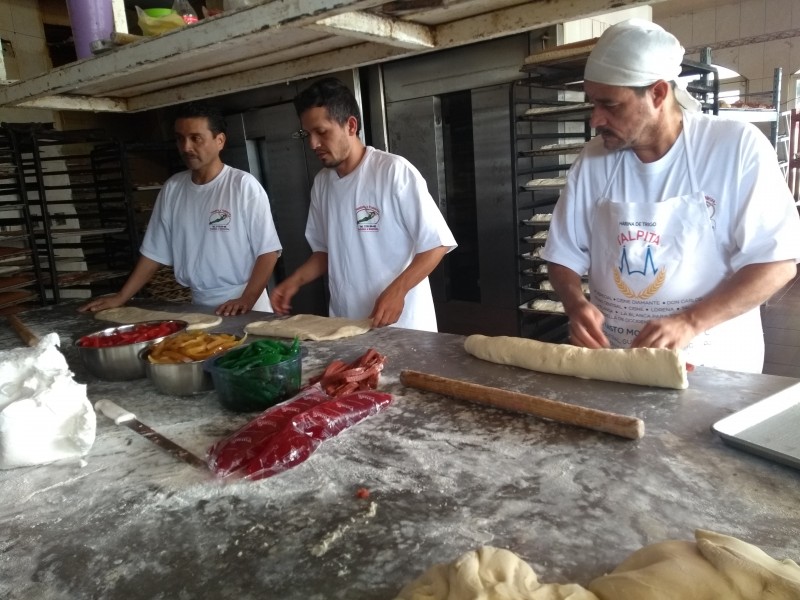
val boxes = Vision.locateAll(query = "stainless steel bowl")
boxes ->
[140,347,214,396]
[75,320,188,381]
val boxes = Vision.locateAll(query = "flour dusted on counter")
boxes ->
[0,333,96,468]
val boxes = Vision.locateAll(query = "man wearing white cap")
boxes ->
[541,19,800,373]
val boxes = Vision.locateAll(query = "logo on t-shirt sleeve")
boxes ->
[356,205,380,232]
[209,209,231,231]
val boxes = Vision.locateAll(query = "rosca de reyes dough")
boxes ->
[94,307,222,330]
[245,314,372,341]
[464,334,688,389]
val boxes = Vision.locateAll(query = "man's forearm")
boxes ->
[289,251,329,287]
[118,256,163,302]
[389,246,449,295]
[682,260,796,332]
[546,262,589,313]
[241,251,280,303]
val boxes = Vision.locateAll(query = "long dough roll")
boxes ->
[464,335,688,390]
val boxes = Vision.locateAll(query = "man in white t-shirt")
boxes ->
[270,78,457,332]
[80,102,282,316]
[540,19,800,372]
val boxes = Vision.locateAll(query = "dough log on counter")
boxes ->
[464,335,688,390]
[95,307,222,330]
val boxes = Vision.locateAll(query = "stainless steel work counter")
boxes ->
[1,302,799,600]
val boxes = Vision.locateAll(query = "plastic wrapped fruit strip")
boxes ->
[207,386,327,476]
[207,384,392,480]
[309,348,386,397]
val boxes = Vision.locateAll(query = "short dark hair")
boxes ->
[293,77,362,134]
[173,102,227,136]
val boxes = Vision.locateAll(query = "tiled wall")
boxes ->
[0,0,54,123]
[655,0,800,109]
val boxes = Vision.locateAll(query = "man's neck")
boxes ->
[191,160,224,184]
[634,109,684,164]
[335,143,367,178]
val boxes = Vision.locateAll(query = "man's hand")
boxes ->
[567,299,610,348]
[78,294,126,313]
[369,283,405,328]
[270,280,300,315]
[631,313,699,350]
[215,296,256,317]
[546,263,609,348]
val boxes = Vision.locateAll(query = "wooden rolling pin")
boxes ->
[400,370,645,440]
[7,314,40,347]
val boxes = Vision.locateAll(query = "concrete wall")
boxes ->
[0,0,54,123]
[655,0,800,110]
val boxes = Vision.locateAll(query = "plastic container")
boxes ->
[173,0,199,24]
[207,352,302,412]
[66,0,115,59]
[143,8,175,17]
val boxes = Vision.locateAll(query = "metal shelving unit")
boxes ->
[0,127,46,313]
[4,123,138,304]
[510,76,590,342]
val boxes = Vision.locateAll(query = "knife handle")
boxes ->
[95,399,136,424]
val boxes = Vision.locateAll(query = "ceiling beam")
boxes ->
[435,0,662,46]
[126,41,408,112]
[310,11,436,49]
[14,95,129,112]
[0,0,387,106]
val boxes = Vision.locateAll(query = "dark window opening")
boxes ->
[441,91,480,303]
[43,24,76,68]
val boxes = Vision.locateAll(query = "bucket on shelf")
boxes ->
[65,0,114,59]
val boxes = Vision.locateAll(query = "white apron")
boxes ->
[192,285,272,313]
[588,129,764,372]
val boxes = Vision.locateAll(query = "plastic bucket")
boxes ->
[65,0,114,59]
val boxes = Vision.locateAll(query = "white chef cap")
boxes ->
[584,19,701,112]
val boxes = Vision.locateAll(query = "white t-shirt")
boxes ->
[141,165,282,309]
[542,111,800,365]
[305,146,457,332]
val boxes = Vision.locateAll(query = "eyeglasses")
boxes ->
[291,129,309,139]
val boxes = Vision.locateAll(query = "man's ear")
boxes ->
[216,132,227,149]
[346,115,359,136]
[650,80,671,108]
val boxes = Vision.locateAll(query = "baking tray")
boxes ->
[712,383,800,471]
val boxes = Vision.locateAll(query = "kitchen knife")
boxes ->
[400,370,645,440]
[94,399,209,469]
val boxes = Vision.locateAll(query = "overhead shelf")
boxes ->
[0,0,659,114]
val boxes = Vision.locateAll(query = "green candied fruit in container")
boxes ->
[209,337,302,412]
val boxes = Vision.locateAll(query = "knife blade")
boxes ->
[95,399,208,469]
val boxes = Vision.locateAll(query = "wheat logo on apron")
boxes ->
[614,244,667,299]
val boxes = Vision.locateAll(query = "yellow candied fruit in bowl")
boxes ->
[147,331,244,364]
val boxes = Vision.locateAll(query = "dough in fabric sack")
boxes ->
[94,306,222,330]
[464,334,688,390]
[245,314,372,341]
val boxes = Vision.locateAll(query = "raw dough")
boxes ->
[245,314,373,341]
[394,530,800,600]
[394,546,598,600]
[464,334,688,389]
[588,529,800,600]
[94,307,222,330]
[530,299,564,312]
